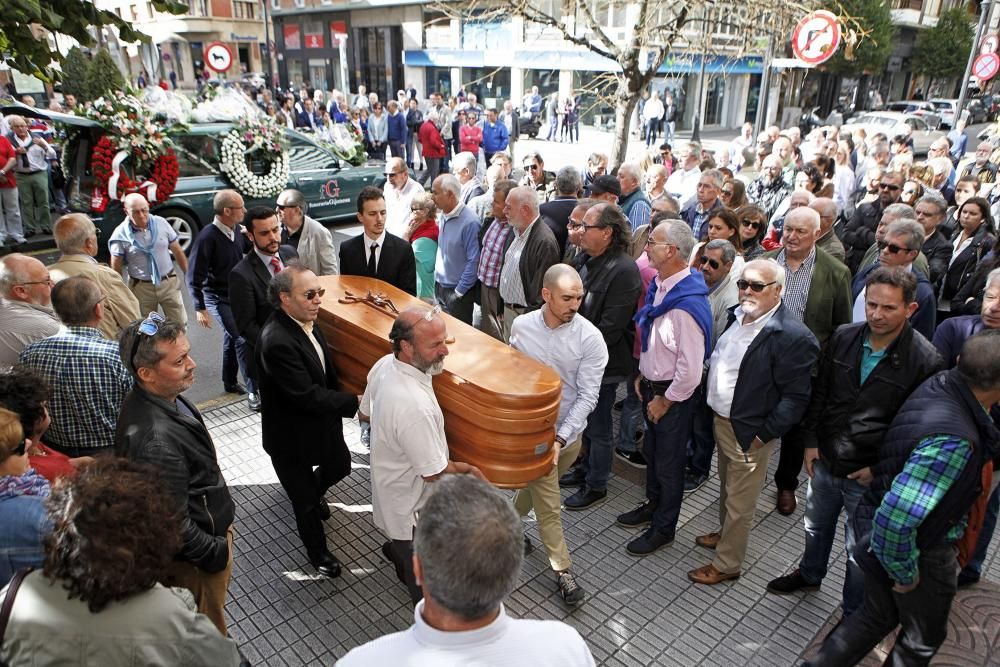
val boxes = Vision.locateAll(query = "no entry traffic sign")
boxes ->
[792,10,841,66]
[205,42,233,73]
[974,53,1000,82]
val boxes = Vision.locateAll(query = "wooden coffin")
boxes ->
[315,275,562,488]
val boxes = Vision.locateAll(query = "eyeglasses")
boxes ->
[410,206,427,212]
[16,277,54,287]
[877,240,912,254]
[303,288,326,300]
[741,220,762,230]
[699,256,721,269]
[736,279,777,292]
[275,204,298,211]
[525,164,540,171]
[721,190,733,197]
[129,311,165,372]
[384,171,402,177]
[422,304,442,322]
[569,223,606,232]
[645,239,676,248]
[878,183,901,191]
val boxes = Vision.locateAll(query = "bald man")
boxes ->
[359,306,485,602]
[499,186,560,341]
[0,253,61,366]
[49,213,140,341]
[809,197,846,265]
[382,156,424,237]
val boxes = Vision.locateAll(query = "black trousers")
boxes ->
[270,444,351,557]
[775,424,806,491]
[386,538,423,604]
[802,544,958,667]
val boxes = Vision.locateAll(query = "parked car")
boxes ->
[883,100,939,119]
[1,103,384,259]
[842,111,946,156]
[929,98,989,129]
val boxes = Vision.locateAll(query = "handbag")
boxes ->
[0,568,33,667]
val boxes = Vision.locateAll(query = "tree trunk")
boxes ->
[610,81,640,170]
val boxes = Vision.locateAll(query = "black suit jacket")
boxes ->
[339,232,417,296]
[229,247,298,375]
[539,196,575,252]
[256,310,359,466]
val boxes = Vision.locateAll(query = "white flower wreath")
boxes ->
[218,120,290,199]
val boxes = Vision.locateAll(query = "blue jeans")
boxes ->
[204,296,253,393]
[688,384,715,478]
[581,382,618,492]
[962,483,1000,577]
[798,458,866,616]
[616,361,643,454]
[642,387,694,538]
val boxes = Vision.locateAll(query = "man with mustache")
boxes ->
[256,264,360,580]
[115,313,236,635]
[359,306,485,603]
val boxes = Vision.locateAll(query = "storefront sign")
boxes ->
[284,25,302,50]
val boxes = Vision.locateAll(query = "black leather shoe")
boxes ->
[564,486,607,511]
[309,550,342,578]
[224,382,247,395]
[626,527,674,556]
[524,534,534,556]
[318,501,331,521]
[247,392,261,412]
[616,501,655,527]
[766,569,820,595]
[558,467,586,488]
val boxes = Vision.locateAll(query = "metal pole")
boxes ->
[957,0,992,125]
[754,34,773,141]
[692,42,708,142]
[262,0,275,92]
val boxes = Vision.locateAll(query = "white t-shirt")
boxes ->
[337,601,596,667]
[360,354,449,540]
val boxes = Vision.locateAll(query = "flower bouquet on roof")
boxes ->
[317,122,367,166]
[218,114,290,199]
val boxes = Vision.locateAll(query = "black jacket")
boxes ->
[501,217,560,309]
[539,196,576,252]
[339,232,417,296]
[841,200,884,273]
[256,310,360,466]
[115,387,234,573]
[801,321,944,477]
[922,229,952,289]
[229,247,298,375]
[941,223,996,302]
[723,303,819,450]
[578,247,643,382]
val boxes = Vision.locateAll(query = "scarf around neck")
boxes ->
[634,269,714,358]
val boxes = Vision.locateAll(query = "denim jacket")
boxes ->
[0,494,50,586]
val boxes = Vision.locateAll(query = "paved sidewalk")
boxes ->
[205,397,1000,666]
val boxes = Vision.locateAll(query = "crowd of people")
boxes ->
[0,81,999,665]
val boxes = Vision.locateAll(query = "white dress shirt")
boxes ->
[254,247,283,277]
[384,177,424,237]
[706,301,780,417]
[364,230,387,270]
[665,166,701,211]
[510,308,608,444]
[212,217,235,242]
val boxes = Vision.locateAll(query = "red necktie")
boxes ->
[271,256,282,274]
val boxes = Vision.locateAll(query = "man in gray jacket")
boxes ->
[276,189,339,276]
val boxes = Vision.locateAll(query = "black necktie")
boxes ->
[368,242,379,275]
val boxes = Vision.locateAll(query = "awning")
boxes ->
[0,102,101,128]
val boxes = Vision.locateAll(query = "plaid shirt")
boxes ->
[17,326,134,451]
[477,218,512,288]
[775,247,816,323]
[871,435,971,585]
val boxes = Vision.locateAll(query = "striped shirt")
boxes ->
[477,218,512,288]
[775,247,817,323]
[498,221,533,307]
[871,434,971,585]
[17,326,134,450]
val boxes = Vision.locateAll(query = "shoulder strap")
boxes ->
[0,568,33,650]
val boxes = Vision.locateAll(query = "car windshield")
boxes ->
[854,115,896,127]
[930,101,953,111]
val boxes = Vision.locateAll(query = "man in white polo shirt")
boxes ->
[359,305,484,603]
[337,475,595,666]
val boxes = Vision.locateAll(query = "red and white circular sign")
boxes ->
[982,33,999,55]
[974,53,1000,82]
[205,42,233,73]
[792,10,841,66]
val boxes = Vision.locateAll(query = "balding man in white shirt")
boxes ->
[382,157,424,237]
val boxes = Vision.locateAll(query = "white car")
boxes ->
[929,98,989,129]
[843,112,945,156]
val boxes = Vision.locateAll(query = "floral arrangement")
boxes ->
[219,115,289,198]
[90,136,179,213]
[318,123,367,166]
[80,95,172,173]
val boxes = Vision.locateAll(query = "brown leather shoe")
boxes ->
[777,489,797,515]
[688,563,740,585]
[695,532,721,550]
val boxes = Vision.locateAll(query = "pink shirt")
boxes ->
[638,267,706,403]
[632,252,659,359]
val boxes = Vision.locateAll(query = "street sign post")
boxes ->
[791,10,841,66]
[204,42,233,74]
[973,52,1000,82]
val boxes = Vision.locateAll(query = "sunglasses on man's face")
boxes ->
[525,164,539,171]
[699,256,720,269]
[879,183,901,191]
[736,279,776,293]
[878,240,911,255]
[303,288,326,301]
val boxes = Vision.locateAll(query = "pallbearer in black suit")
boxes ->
[339,186,417,296]
[256,263,360,578]
[229,206,297,412]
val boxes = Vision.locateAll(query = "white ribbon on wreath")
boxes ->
[107,149,159,203]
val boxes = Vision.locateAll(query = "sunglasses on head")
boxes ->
[741,219,762,229]
[736,279,776,293]
[699,256,720,269]
[877,240,911,254]
[129,311,165,372]
[303,288,326,300]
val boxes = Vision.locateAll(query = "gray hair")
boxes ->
[120,317,187,379]
[884,219,925,252]
[414,475,523,620]
[916,192,947,215]
[882,203,915,223]
[453,151,477,175]
[53,213,96,255]
[685,141,701,156]
[266,261,309,309]
[957,329,1000,392]
[928,156,953,177]
[704,238,737,264]
[659,219,697,258]
[743,257,787,291]
[0,254,35,296]
[212,189,241,215]
[987,267,1000,291]
[618,163,642,184]
[435,173,461,199]
[786,206,821,232]
[51,275,103,326]
[700,169,724,189]
[554,166,582,195]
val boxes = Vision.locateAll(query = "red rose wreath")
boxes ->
[90,136,179,213]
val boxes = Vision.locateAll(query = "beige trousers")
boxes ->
[513,437,582,572]
[163,527,234,636]
[129,273,188,326]
[711,415,777,575]
[501,302,530,343]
